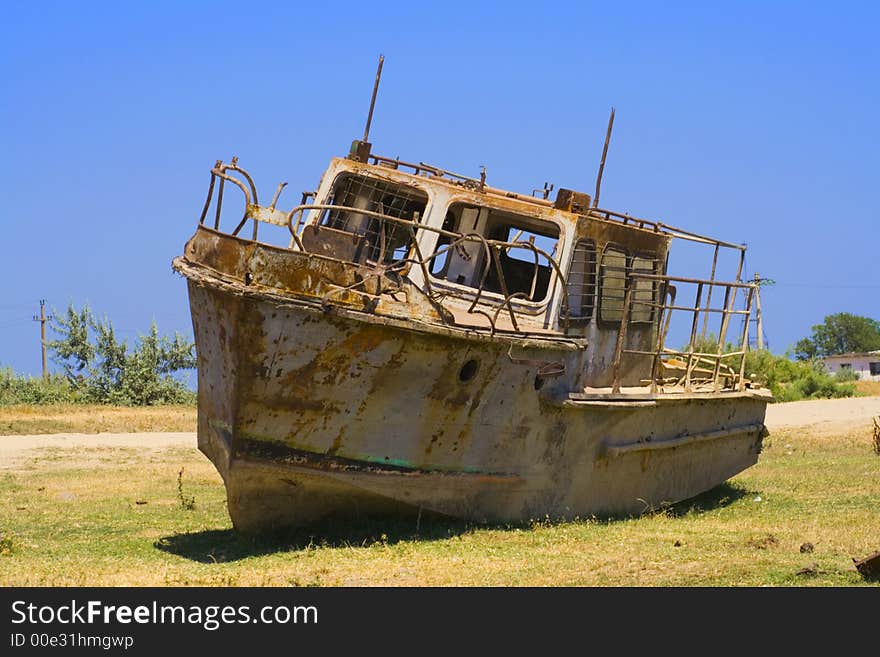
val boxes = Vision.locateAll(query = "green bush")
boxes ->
[0,368,78,406]
[834,367,859,383]
[742,350,855,402]
[47,304,196,406]
[682,333,856,402]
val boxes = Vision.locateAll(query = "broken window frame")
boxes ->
[313,172,431,266]
[425,199,564,312]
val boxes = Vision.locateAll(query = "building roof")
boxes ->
[822,351,880,360]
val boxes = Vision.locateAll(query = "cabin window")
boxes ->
[630,255,657,323]
[317,173,427,264]
[429,202,560,303]
[565,239,597,320]
[599,246,658,324]
[599,247,628,322]
[870,362,880,376]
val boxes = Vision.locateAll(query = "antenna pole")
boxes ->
[593,107,615,208]
[363,54,385,143]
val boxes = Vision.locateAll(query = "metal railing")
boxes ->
[197,160,573,335]
[610,273,758,394]
[198,158,297,245]
[287,203,573,335]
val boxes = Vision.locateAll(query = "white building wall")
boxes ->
[823,354,880,381]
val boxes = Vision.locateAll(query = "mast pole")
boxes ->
[593,107,615,208]
[363,54,385,143]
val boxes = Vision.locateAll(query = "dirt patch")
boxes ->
[764,396,880,432]
[0,404,196,435]
[746,533,778,549]
[0,432,196,471]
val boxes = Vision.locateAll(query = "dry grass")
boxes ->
[1,417,879,586]
[0,404,196,435]
[855,380,880,397]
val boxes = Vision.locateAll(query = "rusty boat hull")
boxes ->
[174,226,769,533]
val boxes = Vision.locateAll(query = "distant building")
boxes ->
[822,351,880,381]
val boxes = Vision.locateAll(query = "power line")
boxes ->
[771,283,880,289]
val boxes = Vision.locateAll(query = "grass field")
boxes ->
[856,380,880,397]
[0,404,196,435]
[1,416,878,586]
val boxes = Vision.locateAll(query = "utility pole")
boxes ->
[33,299,47,380]
[753,273,764,351]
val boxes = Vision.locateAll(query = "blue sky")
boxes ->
[1,1,878,376]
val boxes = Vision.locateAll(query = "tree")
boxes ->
[49,304,95,384]
[49,304,196,405]
[793,312,880,360]
[792,337,818,361]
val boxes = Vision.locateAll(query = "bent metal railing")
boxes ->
[198,159,297,245]
[287,203,573,336]
[610,273,759,394]
[197,161,572,336]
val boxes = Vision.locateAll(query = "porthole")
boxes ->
[459,359,479,382]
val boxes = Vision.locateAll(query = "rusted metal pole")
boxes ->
[724,247,746,325]
[717,281,737,342]
[593,107,615,208]
[214,176,225,230]
[648,282,669,394]
[199,166,219,225]
[363,54,385,143]
[489,245,518,331]
[714,250,746,384]
[685,283,703,392]
[611,278,633,394]
[700,243,720,339]
[634,272,755,288]
[738,287,755,390]
[660,284,676,352]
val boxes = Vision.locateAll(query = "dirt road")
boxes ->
[0,432,196,470]
[1,397,878,466]
[764,395,880,430]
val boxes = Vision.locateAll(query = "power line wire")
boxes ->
[771,283,880,289]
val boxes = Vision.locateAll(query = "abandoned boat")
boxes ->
[173,64,771,533]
